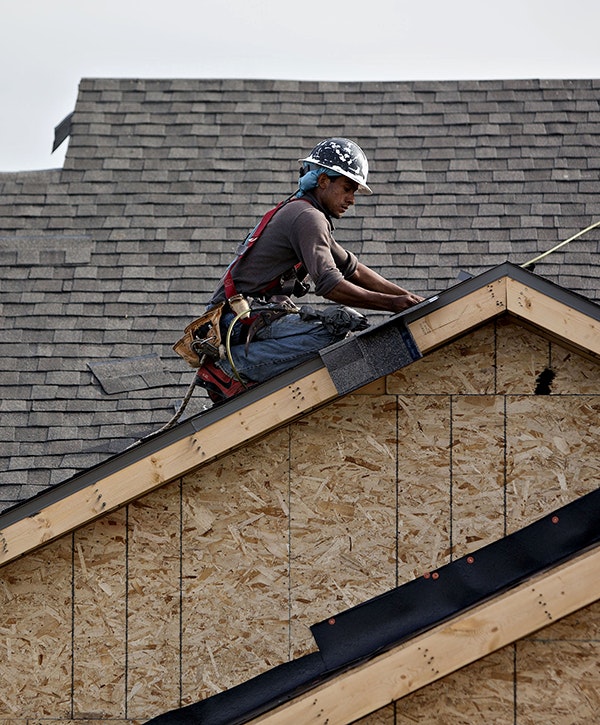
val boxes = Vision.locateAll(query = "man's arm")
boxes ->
[324,262,424,312]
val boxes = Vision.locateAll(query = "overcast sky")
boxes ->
[2,0,600,172]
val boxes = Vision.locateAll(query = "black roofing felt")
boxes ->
[145,486,600,724]
[2,78,600,512]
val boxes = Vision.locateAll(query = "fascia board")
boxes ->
[406,276,507,353]
[506,277,600,357]
[248,544,600,725]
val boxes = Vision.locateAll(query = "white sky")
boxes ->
[2,0,600,172]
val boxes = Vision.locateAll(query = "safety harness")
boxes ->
[223,196,309,302]
[173,194,368,410]
[173,196,308,369]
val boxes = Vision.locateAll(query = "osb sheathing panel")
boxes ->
[289,395,398,656]
[495,316,550,394]
[181,428,291,705]
[388,324,497,395]
[127,483,182,719]
[396,395,451,579]
[515,641,600,722]
[1,318,600,722]
[0,538,72,718]
[451,395,505,557]
[73,510,127,718]
[551,341,600,394]
[506,395,600,532]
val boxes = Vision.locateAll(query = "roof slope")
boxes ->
[2,78,600,511]
[1,262,599,568]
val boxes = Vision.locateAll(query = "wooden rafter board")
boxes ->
[249,545,600,725]
[0,368,339,567]
[407,277,507,353]
[506,278,600,358]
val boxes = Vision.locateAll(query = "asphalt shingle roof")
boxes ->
[1,77,600,511]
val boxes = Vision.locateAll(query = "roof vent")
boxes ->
[52,111,74,152]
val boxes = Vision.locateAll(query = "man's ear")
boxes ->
[316,172,331,189]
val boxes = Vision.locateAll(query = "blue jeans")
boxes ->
[215,311,345,383]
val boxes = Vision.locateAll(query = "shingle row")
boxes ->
[1,78,600,510]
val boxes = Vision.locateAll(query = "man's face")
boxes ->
[315,175,358,218]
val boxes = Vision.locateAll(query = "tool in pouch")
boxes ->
[173,198,301,369]
[173,196,369,373]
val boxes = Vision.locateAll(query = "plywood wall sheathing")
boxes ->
[0,538,71,717]
[495,316,551,394]
[181,428,291,704]
[395,395,451,580]
[73,510,127,718]
[127,484,182,718]
[506,395,600,533]
[1,316,600,723]
[451,394,505,557]
[389,324,496,395]
[551,341,600,394]
[289,395,398,656]
[0,368,338,569]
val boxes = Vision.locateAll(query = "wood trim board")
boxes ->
[249,545,600,724]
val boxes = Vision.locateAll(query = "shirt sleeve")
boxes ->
[290,206,358,297]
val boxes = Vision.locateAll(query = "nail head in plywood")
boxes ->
[408,278,507,354]
[248,545,600,725]
[506,278,600,358]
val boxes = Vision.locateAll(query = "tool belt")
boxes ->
[173,302,226,368]
[173,299,369,369]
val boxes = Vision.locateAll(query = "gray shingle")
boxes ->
[2,77,600,512]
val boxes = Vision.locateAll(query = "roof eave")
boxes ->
[1,262,599,567]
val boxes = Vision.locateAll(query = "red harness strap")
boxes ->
[223,197,308,300]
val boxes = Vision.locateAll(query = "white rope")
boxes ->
[521,219,600,268]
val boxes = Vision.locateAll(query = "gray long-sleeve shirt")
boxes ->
[209,195,358,305]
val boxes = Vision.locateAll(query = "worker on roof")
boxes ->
[194,138,424,403]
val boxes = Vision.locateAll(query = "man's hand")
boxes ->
[389,292,425,312]
[325,263,425,313]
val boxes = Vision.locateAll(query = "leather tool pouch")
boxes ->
[173,302,225,368]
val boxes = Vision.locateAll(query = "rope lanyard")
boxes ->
[521,219,600,268]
